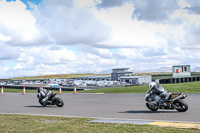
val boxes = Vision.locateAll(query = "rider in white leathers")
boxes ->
[37,87,52,104]
[148,82,171,107]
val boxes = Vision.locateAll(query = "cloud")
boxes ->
[18,46,77,66]
[80,46,113,59]
[49,45,62,50]
[1,0,200,78]
[32,0,111,46]
[0,43,20,60]
[96,0,126,9]
[142,48,168,57]
[132,0,179,22]
[0,0,49,46]
[91,2,167,48]
[185,0,200,14]
[0,45,78,78]
[181,25,200,49]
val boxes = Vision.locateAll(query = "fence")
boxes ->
[158,76,200,84]
[2,85,84,91]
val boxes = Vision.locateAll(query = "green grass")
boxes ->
[160,82,200,93]
[0,114,199,133]
[80,81,200,94]
[80,86,148,93]
[3,89,37,93]
[3,81,200,94]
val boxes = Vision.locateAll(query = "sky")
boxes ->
[0,0,200,78]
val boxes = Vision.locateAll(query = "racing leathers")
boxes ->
[38,88,52,104]
[147,84,171,107]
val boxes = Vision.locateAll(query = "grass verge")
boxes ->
[80,81,200,93]
[0,114,199,133]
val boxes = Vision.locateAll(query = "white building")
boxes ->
[111,68,133,81]
[75,68,152,85]
[120,75,152,85]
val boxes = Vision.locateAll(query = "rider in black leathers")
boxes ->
[37,87,52,104]
[148,82,171,107]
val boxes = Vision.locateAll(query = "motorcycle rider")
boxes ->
[147,82,171,107]
[37,87,52,104]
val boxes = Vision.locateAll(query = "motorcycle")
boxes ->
[37,92,64,107]
[145,91,188,112]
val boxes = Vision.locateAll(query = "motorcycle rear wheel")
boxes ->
[174,99,188,112]
[54,98,64,107]
[146,103,158,111]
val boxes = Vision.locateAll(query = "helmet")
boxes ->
[149,82,156,90]
[37,87,43,93]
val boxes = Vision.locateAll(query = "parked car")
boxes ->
[125,83,134,87]
[0,82,6,85]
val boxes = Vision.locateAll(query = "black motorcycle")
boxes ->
[37,92,64,107]
[145,91,188,112]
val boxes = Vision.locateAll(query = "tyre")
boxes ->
[146,103,158,111]
[54,98,64,107]
[39,100,46,107]
[174,99,188,112]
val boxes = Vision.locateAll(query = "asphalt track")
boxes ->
[0,93,200,128]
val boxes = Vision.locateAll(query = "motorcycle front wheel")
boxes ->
[146,103,158,111]
[54,98,64,107]
[174,99,188,112]
[39,99,46,107]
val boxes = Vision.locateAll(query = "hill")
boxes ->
[11,73,110,80]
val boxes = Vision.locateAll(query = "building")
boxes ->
[75,68,152,85]
[120,75,152,85]
[111,68,133,81]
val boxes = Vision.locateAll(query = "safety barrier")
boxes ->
[2,85,84,91]
[158,76,200,84]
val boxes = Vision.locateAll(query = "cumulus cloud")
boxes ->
[0,45,78,78]
[81,46,113,59]
[181,25,200,49]
[185,0,200,14]
[49,45,62,50]
[1,0,200,78]
[96,0,126,9]
[18,46,77,66]
[0,0,49,46]
[91,2,167,48]
[0,43,20,60]
[32,0,111,46]
[132,0,179,22]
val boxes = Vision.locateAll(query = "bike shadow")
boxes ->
[23,105,58,108]
[119,110,178,114]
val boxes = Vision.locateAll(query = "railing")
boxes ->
[2,85,84,91]
[158,76,200,84]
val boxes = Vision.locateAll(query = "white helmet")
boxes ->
[149,82,156,90]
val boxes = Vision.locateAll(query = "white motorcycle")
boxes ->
[145,91,188,112]
[37,92,64,107]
